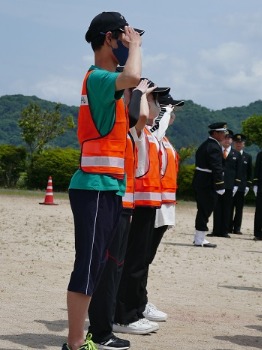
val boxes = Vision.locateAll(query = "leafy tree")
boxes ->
[18,103,75,157]
[178,146,196,164]
[0,145,26,187]
[242,115,262,148]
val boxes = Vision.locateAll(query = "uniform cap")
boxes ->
[208,122,227,132]
[225,129,234,138]
[233,133,246,142]
[85,12,144,42]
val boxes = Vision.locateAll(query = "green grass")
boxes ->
[0,188,69,199]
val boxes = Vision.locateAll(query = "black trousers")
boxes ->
[254,192,262,238]
[88,209,132,342]
[194,188,218,231]
[114,207,156,325]
[230,191,245,233]
[213,189,233,236]
[149,225,168,264]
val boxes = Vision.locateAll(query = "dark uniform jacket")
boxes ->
[237,151,252,192]
[193,137,224,191]
[223,148,242,190]
[253,151,262,193]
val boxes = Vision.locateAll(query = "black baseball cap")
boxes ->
[143,79,170,96]
[85,12,144,42]
[114,69,170,95]
[157,93,184,107]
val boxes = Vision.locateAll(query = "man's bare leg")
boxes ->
[67,291,91,350]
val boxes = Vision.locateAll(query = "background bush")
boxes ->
[0,144,26,187]
[28,148,80,191]
[177,164,195,200]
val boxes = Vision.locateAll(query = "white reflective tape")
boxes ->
[134,192,161,201]
[123,192,134,202]
[81,156,124,168]
[162,192,176,201]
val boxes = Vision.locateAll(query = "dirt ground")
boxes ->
[0,193,261,350]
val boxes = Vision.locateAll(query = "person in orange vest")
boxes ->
[144,94,184,322]
[62,12,144,350]
[114,82,173,334]
[87,78,154,350]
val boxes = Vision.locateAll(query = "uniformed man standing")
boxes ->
[192,122,227,248]
[208,130,242,238]
[253,150,262,241]
[230,133,252,235]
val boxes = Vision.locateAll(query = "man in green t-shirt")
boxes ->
[62,11,143,350]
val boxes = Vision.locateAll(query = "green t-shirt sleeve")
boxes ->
[87,68,123,136]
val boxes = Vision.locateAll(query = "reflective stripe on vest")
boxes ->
[81,156,125,168]
[122,192,135,208]
[162,192,176,201]
[134,192,162,201]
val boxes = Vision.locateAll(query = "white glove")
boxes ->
[253,186,258,197]
[232,186,238,197]
[244,187,249,196]
[216,189,225,195]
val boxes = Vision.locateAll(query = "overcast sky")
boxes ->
[0,0,262,110]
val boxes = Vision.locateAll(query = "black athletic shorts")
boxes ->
[67,189,122,295]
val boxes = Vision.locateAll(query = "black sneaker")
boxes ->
[96,335,130,350]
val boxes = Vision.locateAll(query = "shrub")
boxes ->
[177,164,195,200]
[28,148,80,191]
[0,144,26,187]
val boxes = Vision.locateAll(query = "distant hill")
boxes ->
[0,94,79,148]
[0,94,261,161]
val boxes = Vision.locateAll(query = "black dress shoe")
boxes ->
[232,231,243,235]
[254,236,262,241]
[194,243,217,248]
[206,233,217,237]
[221,234,231,238]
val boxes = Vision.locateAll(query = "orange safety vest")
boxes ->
[78,70,128,179]
[134,127,162,208]
[160,136,179,203]
[122,132,137,209]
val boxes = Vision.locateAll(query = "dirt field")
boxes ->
[0,193,261,350]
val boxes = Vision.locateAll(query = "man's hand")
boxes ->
[122,26,142,47]
[244,187,249,196]
[232,186,238,197]
[133,79,150,95]
[216,189,225,195]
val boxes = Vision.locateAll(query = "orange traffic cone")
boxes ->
[39,176,58,205]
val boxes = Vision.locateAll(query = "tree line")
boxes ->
[0,95,261,199]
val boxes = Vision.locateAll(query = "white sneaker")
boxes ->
[113,318,156,335]
[143,303,168,322]
[139,317,159,331]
